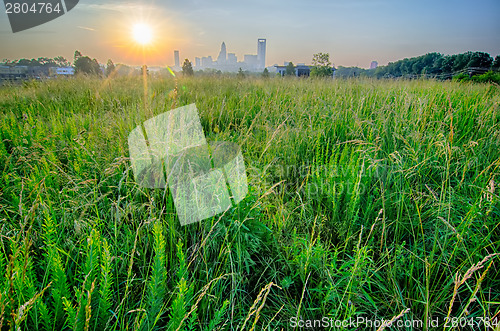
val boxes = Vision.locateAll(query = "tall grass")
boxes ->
[0,75,499,330]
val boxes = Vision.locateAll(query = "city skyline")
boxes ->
[181,38,267,72]
[1,0,499,68]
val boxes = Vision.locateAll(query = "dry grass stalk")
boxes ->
[295,272,311,326]
[0,292,4,330]
[115,221,144,320]
[460,260,494,318]
[376,308,411,331]
[445,253,500,325]
[14,281,52,327]
[84,280,96,331]
[175,274,230,331]
[438,216,462,240]
[425,184,439,201]
[264,304,284,330]
[480,177,496,208]
[485,178,495,202]
[240,282,281,331]
[366,209,383,244]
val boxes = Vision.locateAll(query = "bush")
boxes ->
[452,73,470,82]
[471,71,500,84]
[453,71,500,84]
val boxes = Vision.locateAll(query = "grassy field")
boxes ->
[0,75,499,330]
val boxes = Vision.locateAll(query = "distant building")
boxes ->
[217,42,227,64]
[257,38,266,70]
[370,61,378,69]
[174,50,180,68]
[274,64,335,77]
[296,64,310,76]
[195,57,201,67]
[27,66,48,77]
[201,56,213,67]
[49,67,75,76]
[227,53,237,64]
[244,54,258,70]
[274,64,310,77]
[56,67,75,76]
[0,66,55,80]
[0,66,28,80]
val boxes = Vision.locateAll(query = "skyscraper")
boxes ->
[174,50,180,68]
[370,61,378,69]
[227,53,237,64]
[244,54,258,69]
[217,42,227,64]
[257,39,266,70]
[201,56,213,68]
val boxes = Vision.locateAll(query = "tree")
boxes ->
[369,51,494,80]
[311,52,333,77]
[285,62,295,76]
[262,67,269,78]
[37,57,56,66]
[441,56,454,76]
[74,50,82,64]
[453,52,473,72]
[75,56,101,75]
[16,58,33,66]
[493,55,500,71]
[54,56,70,67]
[114,64,138,76]
[335,66,367,78]
[237,67,245,79]
[182,59,194,76]
[106,59,116,77]
[467,52,493,69]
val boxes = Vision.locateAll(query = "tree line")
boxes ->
[336,51,500,79]
[1,56,71,68]
[1,51,120,77]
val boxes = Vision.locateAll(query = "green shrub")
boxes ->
[453,71,500,84]
[452,72,470,82]
[471,71,500,84]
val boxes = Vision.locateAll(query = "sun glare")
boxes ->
[111,9,172,63]
[132,23,153,45]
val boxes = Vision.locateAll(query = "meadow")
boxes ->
[0,75,499,330]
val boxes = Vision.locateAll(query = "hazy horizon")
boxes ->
[1,0,499,69]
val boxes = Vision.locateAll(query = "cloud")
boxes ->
[77,26,96,31]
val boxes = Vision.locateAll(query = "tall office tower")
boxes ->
[257,38,266,69]
[195,57,201,67]
[370,61,378,69]
[227,53,237,64]
[217,42,227,64]
[244,54,258,70]
[202,56,213,67]
[174,50,180,68]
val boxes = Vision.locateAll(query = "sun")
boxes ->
[132,23,153,45]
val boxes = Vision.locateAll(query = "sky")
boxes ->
[1,0,499,68]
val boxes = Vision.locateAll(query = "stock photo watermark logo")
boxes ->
[128,104,249,226]
[3,0,79,32]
